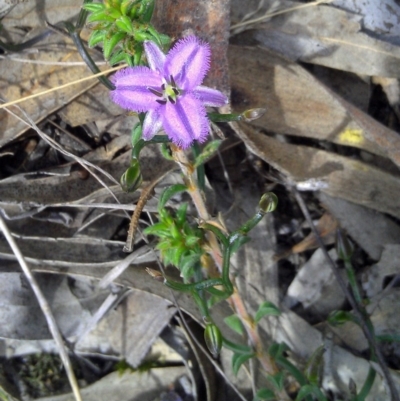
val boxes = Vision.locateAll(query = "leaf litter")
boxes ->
[0,0,400,400]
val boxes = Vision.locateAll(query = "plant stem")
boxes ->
[171,146,290,400]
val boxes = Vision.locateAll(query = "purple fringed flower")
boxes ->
[110,36,228,149]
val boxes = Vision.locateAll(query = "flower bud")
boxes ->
[258,192,278,213]
[120,158,142,192]
[204,323,222,357]
[241,108,266,122]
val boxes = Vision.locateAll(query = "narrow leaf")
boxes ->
[232,352,255,376]
[224,314,244,335]
[255,301,280,323]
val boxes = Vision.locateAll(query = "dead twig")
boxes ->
[0,214,82,401]
[292,186,400,401]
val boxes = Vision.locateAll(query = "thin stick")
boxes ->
[0,64,125,110]
[231,0,334,31]
[123,171,170,253]
[0,214,82,401]
[293,187,400,401]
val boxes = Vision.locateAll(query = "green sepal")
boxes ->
[88,30,106,47]
[224,314,244,335]
[158,184,187,210]
[232,351,255,376]
[82,3,105,13]
[204,323,223,357]
[116,15,134,34]
[259,192,278,213]
[103,31,126,59]
[253,388,275,401]
[120,158,142,192]
[193,140,222,168]
[255,301,281,323]
[87,10,115,23]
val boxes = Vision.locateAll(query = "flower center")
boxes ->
[147,75,180,105]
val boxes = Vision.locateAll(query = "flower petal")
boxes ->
[194,86,228,107]
[143,107,163,140]
[110,67,161,112]
[162,94,209,148]
[164,36,210,90]
[144,41,166,73]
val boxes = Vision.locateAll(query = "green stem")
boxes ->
[357,367,376,401]
[344,260,362,305]
[62,22,115,90]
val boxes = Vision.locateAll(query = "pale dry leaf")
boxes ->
[319,193,400,260]
[35,367,187,401]
[253,0,400,78]
[229,45,400,162]
[0,33,107,148]
[232,123,400,219]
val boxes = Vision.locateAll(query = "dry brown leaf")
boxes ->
[251,0,400,78]
[233,122,400,219]
[276,212,338,260]
[229,45,400,166]
[0,34,107,148]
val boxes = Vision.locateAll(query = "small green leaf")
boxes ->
[158,184,187,210]
[193,140,222,168]
[88,30,106,47]
[327,310,358,327]
[295,384,327,401]
[87,10,115,23]
[116,15,134,34]
[304,345,324,386]
[376,334,400,342]
[254,388,275,401]
[255,301,280,323]
[108,49,126,66]
[232,352,255,376]
[266,371,285,391]
[180,254,200,279]
[82,3,105,12]
[224,315,244,336]
[103,31,126,59]
[120,0,135,16]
